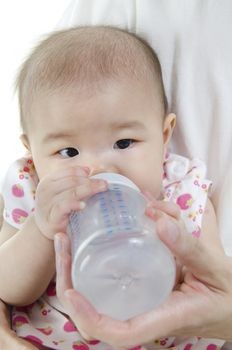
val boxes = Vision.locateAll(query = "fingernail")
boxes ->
[146,206,156,218]
[95,180,107,190]
[79,201,86,209]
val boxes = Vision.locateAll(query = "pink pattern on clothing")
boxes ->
[162,153,212,238]
[63,321,77,333]
[12,183,25,197]
[2,154,224,350]
[12,208,28,224]
[25,335,43,345]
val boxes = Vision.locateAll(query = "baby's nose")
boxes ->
[89,164,118,177]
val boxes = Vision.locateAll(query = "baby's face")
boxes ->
[24,79,175,198]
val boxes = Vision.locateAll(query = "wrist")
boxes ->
[32,214,56,241]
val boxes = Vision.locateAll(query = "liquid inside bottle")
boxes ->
[68,173,176,320]
[72,230,175,320]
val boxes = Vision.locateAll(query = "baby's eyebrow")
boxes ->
[42,131,74,143]
[110,120,146,130]
[42,121,145,143]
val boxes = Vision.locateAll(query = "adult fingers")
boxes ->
[55,222,232,346]
[61,288,188,347]
[54,233,93,341]
[55,233,73,300]
[54,234,166,347]
[155,216,229,289]
[143,191,181,221]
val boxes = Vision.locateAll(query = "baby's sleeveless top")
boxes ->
[1,153,224,350]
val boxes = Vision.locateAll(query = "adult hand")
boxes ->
[0,300,37,350]
[55,204,232,348]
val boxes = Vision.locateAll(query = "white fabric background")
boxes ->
[58,0,232,255]
[0,0,69,176]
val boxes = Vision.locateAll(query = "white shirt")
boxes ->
[58,0,232,255]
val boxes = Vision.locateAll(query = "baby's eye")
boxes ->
[114,139,134,149]
[59,147,79,158]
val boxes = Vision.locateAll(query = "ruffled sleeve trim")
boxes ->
[162,153,212,237]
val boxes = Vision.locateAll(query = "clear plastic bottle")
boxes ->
[68,173,175,320]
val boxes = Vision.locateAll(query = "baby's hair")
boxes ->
[16,26,168,132]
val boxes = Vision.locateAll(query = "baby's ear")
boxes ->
[163,113,176,145]
[20,134,31,152]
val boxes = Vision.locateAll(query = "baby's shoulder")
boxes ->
[2,155,38,188]
[163,152,208,183]
[1,156,38,229]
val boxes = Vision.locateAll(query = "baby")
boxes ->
[0,26,222,349]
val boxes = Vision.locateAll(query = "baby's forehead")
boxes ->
[26,75,163,131]
[24,74,164,139]
[19,27,167,132]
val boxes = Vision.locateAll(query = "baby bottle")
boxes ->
[68,173,175,321]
